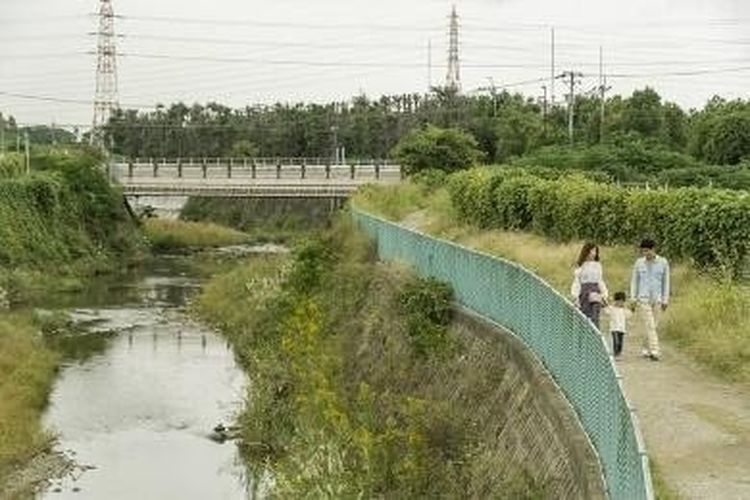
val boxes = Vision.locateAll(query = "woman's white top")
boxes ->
[570,261,609,299]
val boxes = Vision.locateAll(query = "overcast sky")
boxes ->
[1,0,749,128]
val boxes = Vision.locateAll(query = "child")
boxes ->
[604,291,632,358]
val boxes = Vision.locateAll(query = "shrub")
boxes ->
[0,154,24,178]
[449,168,750,276]
[391,125,484,175]
[398,277,453,358]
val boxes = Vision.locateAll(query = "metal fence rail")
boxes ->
[352,208,653,500]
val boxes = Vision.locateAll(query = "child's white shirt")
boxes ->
[603,305,632,333]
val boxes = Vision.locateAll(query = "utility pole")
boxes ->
[550,27,556,105]
[24,130,30,174]
[91,0,119,148]
[427,38,433,90]
[540,85,548,134]
[331,125,339,164]
[445,5,461,91]
[0,115,5,154]
[559,71,583,145]
[487,77,498,117]
[598,46,611,143]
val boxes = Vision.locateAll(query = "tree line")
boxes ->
[94,88,749,168]
[2,87,749,170]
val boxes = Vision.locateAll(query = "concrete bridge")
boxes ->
[111,157,402,198]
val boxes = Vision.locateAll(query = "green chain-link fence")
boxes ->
[353,208,653,500]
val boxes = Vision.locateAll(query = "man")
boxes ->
[630,239,670,361]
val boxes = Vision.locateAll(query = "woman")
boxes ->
[571,242,609,328]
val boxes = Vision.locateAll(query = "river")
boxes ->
[36,253,258,499]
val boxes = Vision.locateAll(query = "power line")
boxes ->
[604,65,750,78]
[118,14,442,32]
[0,90,152,108]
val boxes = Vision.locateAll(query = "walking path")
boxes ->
[618,342,750,499]
[396,209,750,498]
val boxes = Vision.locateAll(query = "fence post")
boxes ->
[202,157,207,179]
[128,160,134,179]
[276,159,282,179]
[228,158,233,179]
[152,158,158,178]
[350,162,355,180]
[177,158,183,178]
[301,158,306,180]
[325,162,331,180]
[375,160,381,180]
[251,159,257,179]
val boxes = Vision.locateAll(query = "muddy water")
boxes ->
[37,255,253,499]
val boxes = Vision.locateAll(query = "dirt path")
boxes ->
[618,342,750,499]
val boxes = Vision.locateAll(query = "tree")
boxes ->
[622,87,663,137]
[702,111,750,165]
[230,139,259,157]
[494,107,543,162]
[661,102,688,150]
[391,125,484,175]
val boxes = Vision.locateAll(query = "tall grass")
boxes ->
[143,218,249,250]
[194,224,550,498]
[0,314,59,486]
[354,183,750,386]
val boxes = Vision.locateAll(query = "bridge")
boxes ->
[111,157,402,198]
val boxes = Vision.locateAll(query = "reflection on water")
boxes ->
[38,256,253,499]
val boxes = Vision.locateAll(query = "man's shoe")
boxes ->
[649,354,661,361]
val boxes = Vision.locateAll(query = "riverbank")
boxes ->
[0,314,60,492]
[142,218,250,251]
[193,216,609,498]
[180,197,335,244]
[0,148,144,494]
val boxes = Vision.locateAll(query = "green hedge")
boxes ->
[0,154,24,179]
[448,168,750,276]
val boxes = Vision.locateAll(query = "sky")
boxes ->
[1,0,749,129]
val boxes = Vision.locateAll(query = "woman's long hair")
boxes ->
[576,242,600,267]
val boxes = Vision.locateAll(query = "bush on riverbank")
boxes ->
[354,182,750,385]
[181,197,332,243]
[0,148,142,300]
[196,220,545,497]
[143,219,249,250]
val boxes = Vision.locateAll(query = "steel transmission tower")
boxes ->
[91,0,119,146]
[445,5,460,91]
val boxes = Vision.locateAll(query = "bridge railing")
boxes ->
[112,157,402,183]
[352,208,653,500]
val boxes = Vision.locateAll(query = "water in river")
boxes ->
[37,255,253,499]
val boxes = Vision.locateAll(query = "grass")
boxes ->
[0,314,59,486]
[194,223,552,498]
[651,459,681,500]
[354,183,750,386]
[143,218,250,250]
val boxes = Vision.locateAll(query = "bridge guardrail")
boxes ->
[112,158,402,182]
[352,207,653,500]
